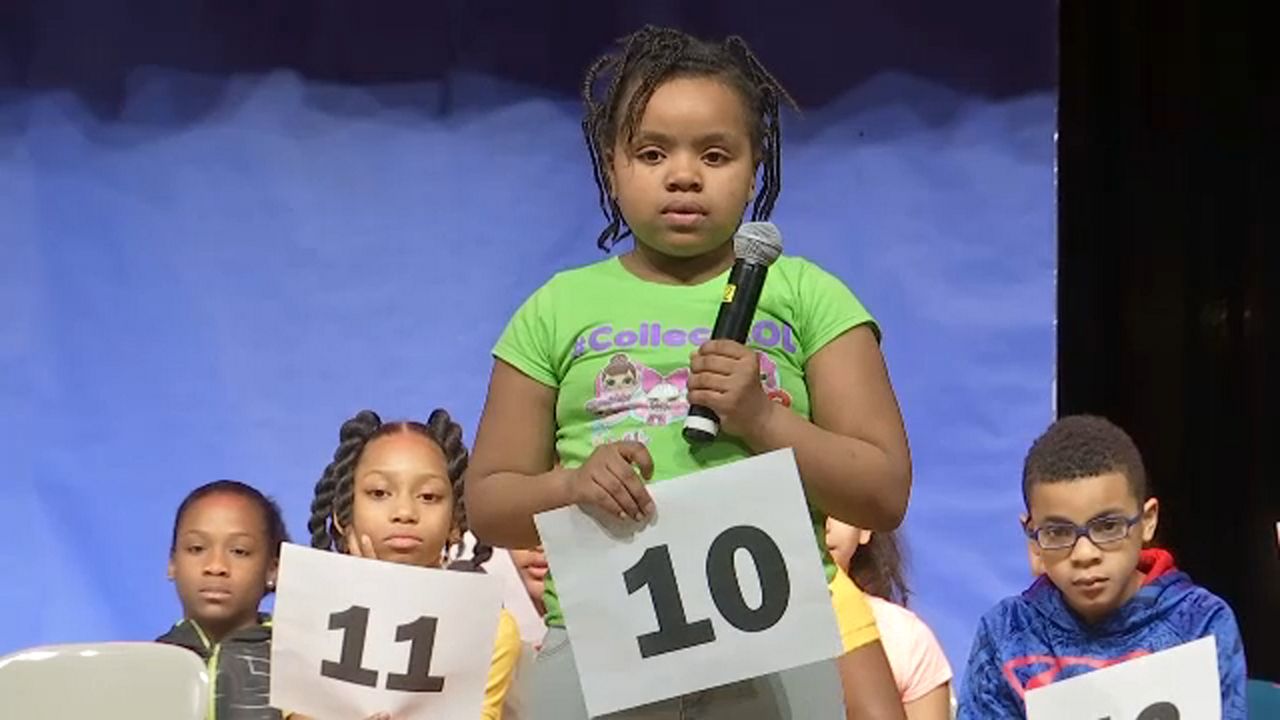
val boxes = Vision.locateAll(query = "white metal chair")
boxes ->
[0,641,208,720]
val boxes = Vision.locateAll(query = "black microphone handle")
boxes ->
[683,260,770,443]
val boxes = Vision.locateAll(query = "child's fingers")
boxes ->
[689,353,738,377]
[597,462,644,520]
[345,531,364,558]
[615,441,656,481]
[687,372,732,393]
[582,475,628,519]
[695,339,750,359]
[606,456,653,519]
[360,534,378,560]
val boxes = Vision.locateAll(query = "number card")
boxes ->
[535,448,843,717]
[270,544,503,720]
[1025,636,1220,720]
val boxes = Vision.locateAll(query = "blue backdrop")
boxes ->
[0,1,1056,670]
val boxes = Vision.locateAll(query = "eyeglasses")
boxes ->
[1024,513,1143,550]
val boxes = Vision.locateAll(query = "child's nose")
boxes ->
[1068,534,1103,563]
[392,499,419,523]
[664,158,702,192]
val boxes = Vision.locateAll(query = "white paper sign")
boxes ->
[534,449,843,717]
[270,544,503,720]
[1025,636,1220,720]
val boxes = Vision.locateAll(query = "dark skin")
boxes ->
[465,74,909,719]
[840,642,910,720]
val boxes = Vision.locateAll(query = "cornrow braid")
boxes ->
[581,26,798,251]
[308,410,383,553]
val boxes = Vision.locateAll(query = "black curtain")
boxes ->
[1060,0,1276,680]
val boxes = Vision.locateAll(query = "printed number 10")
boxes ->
[624,525,791,659]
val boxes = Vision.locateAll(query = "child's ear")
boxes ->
[1140,497,1159,543]
[1027,543,1045,575]
[267,558,279,590]
[167,558,175,581]
[1021,513,1044,574]
[857,529,872,547]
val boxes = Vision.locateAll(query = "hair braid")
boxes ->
[581,26,798,252]
[308,410,382,552]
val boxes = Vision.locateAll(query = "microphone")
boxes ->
[683,222,783,443]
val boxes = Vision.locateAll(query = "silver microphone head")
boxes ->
[733,222,783,266]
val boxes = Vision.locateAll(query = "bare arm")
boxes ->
[904,684,952,720]
[463,360,570,548]
[464,360,656,548]
[745,325,911,530]
[838,641,909,720]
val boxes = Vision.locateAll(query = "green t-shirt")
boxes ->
[494,255,878,627]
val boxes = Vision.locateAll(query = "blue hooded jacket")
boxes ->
[958,549,1247,718]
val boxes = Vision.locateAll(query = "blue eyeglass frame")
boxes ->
[1023,512,1144,550]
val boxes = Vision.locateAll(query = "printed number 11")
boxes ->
[320,605,445,692]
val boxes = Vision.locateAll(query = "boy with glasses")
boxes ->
[957,415,1246,718]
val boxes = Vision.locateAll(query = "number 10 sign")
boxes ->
[535,449,844,717]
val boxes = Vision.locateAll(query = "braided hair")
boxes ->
[582,26,798,251]
[307,408,492,567]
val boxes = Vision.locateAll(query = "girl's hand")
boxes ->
[688,340,777,444]
[563,441,655,522]
[345,531,381,561]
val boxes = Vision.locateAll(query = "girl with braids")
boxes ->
[308,409,520,720]
[467,26,910,719]
[826,519,953,720]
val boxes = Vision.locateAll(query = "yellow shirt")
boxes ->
[830,568,880,653]
[482,609,521,720]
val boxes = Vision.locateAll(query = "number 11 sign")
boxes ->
[270,544,503,720]
[535,449,844,717]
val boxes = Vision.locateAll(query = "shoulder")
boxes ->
[1169,580,1241,635]
[546,257,621,289]
[976,591,1042,640]
[515,257,618,305]
[768,254,849,287]
[869,597,934,638]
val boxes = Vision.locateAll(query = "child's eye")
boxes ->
[1094,518,1124,534]
[1042,526,1075,542]
[703,150,730,165]
[636,148,664,164]
[419,492,441,503]
[230,548,252,558]
[186,545,204,554]
[367,488,389,500]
